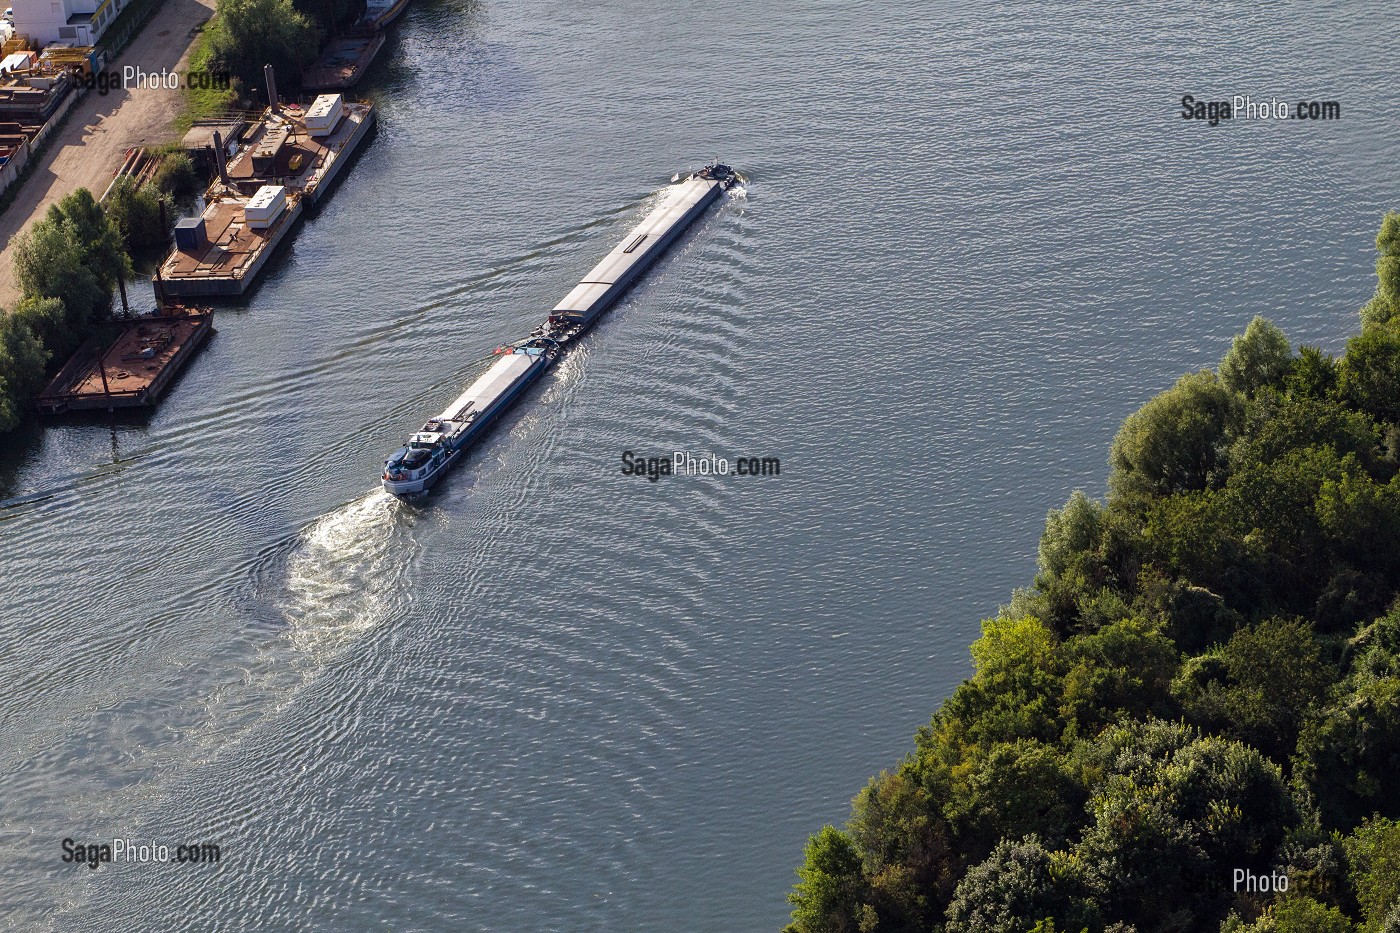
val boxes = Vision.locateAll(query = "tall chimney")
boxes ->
[212,130,230,186]
[264,63,278,110]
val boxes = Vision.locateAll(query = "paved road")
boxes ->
[0,0,216,308]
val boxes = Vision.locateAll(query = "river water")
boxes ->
[1,1,1397,929]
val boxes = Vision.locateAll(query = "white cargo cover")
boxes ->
[243,185,287,229]
[437,353,535,421]
[551,174,722,320]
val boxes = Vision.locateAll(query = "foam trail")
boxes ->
[282,490,415,656]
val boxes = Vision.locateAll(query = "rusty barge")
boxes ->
[156,78,375,300]
[35,308,213,413]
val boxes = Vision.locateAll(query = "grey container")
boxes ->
[174,216,207,252]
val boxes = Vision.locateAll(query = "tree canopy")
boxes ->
[1,189,129,431]
[787,211,1400,933]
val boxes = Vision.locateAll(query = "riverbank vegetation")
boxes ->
[106,146,199,256]
[0,190,130,430]
[185,0,363,118]
[787,215,1400,933]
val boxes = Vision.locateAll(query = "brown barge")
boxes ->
[35,309,213,413]
[302,32,386,91]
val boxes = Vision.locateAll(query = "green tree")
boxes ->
[1039,491,1105,581]
[0,307,51,395]
[0,297,58,431]
[292,0,361,32]
[1221,317,1293,397]
[1316,469,1400,577]
[1075,721,1297,932]
[6,296,67,363]
[151,150,198,200]
[1172,618,1334,762]
[787,826,871,933]
[49,188,130,293]
[1109,370,1243,499]
[205,0,319,95]
[1360,212,1400,328]
[1059,617,1179,736]
[1227,394,1385,482]
[938,614,1066,745]
[1284,345,1341,400]
[848,769,955,929]
[13,189,128,349]
[1343,817,1400,930]
[1296,612,1400,830]
[945,740,1088,858]
[786,210,1400,933]
[1221,895,1355,932]
[945,836,1103,933]
[1340,327,1400,425]
[13,216,104,343]
[105,178,167,255]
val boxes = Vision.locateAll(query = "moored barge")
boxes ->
[362,0,411,29]
[35,307,213,413]
[156,92,376,299]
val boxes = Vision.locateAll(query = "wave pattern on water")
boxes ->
[3,0,1400,930]
[280,491,419,656]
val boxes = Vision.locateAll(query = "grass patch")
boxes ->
[177,21,239,132]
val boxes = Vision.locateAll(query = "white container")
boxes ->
[243,185,287,230]
[303,94,345,137]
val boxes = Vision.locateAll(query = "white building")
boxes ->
[10,0,132,47]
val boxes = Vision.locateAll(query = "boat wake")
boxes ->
[281,490,418,657]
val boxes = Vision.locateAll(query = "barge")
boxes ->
[362,0,411,29]
[35,307,213,413]
[383,338,560,495]
[383,162,739,496]
[156,93,376,299]
[303,32,386,91]
[532,162,739,344]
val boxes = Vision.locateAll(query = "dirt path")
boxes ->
[0,0,217,308]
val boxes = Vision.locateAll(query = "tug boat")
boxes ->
[382,338,559,495]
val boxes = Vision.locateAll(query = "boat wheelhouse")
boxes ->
[382,339,559,495]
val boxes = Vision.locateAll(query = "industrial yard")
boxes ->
[0,0,215,306]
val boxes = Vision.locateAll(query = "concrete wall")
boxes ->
[11,0,127,46]
[0,136,31,196]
